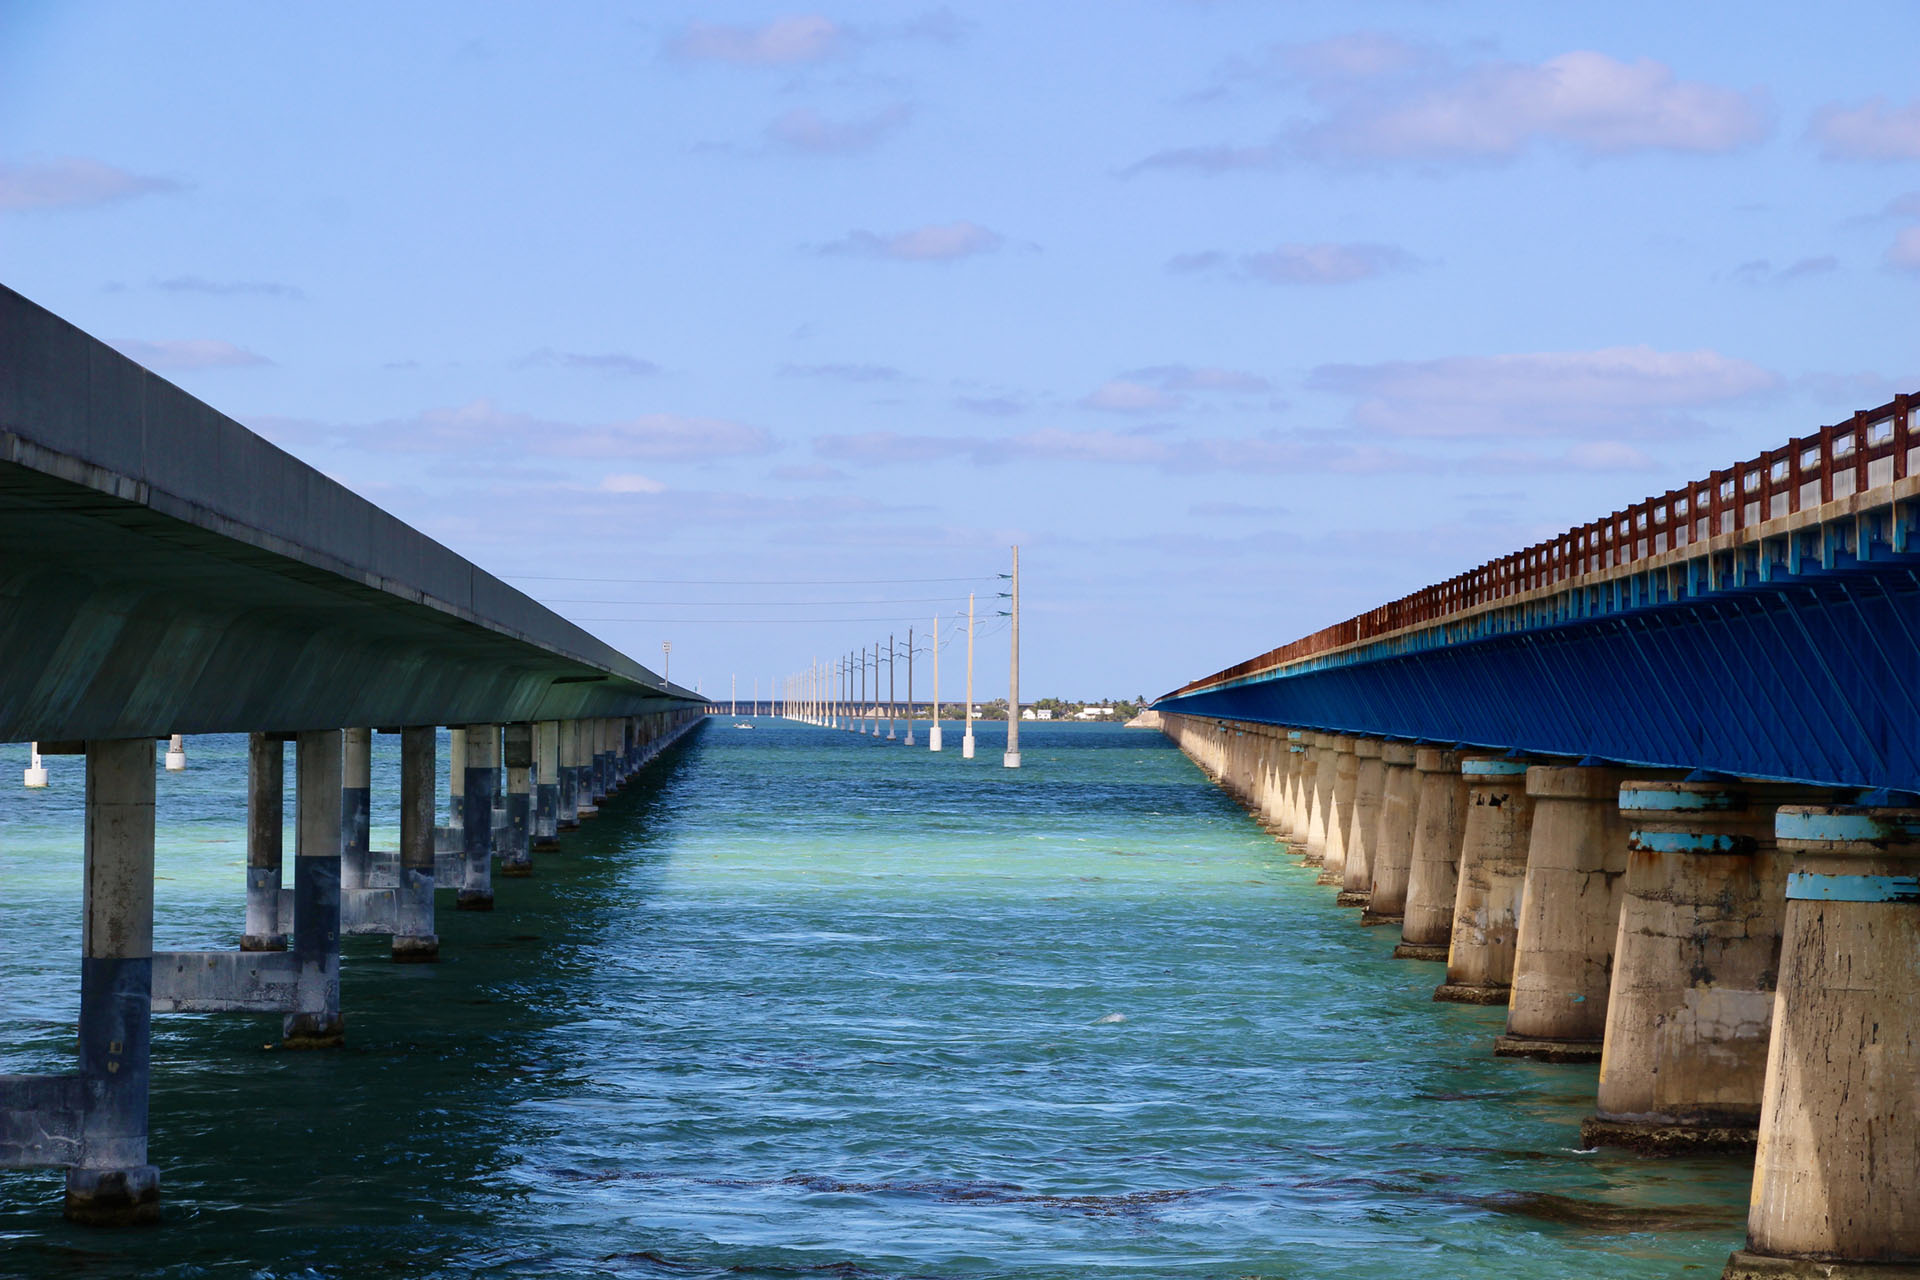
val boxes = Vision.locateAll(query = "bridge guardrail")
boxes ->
[1171,392,1915,697]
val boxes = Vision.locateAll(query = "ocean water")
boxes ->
[0,721,1751,1278]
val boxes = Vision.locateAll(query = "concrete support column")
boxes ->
[1584,778,1821,1153]
[500,724,532,878]
[66,738,160,1225]
[284,730,344,1048]
[1285,732,1312,846]
[534,721,560,850]
[1303,734,1335,865]
[448,726,467,832]
[587,717,610,805]
[1318,736,1360,886]
[1435,757,1536,1004]
[340,728,372,893]
[1260,729,1287,831]
[1725,802,1920,1278]
[1338,739,1387,907]
[575,720,598,820]
[1363,743,1420,925]
[1496,763,1642,1061]
[392,727,438,963]
[241,732,286,952]
[458,725,497,912]
[1395,747,1472,962]
[558,720,581,828]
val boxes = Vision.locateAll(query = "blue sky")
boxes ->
[3,2,1917,700]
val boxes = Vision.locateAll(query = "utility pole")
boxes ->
[904,626,916,746]
[963,592,976,759]
[886,634,897,740]
[1005,545,1021,768]
[929,613,942,752]
[858,647,867,733]
[662,641,671,685]
[731,673,736,718]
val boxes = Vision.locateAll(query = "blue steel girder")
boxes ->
[1158,552,1920,790]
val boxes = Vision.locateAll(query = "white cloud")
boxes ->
[1731,256,1838,285]
[814,221,1003,262]
[110,338,271,370]
[154,275,303,299]
[0,157,181,211]
[1309,345,1779,437]
[600,473,667,494]
[1130,49,1767,173]
[768,104,911,154]
[1809,97,1920,161]
[780,362,902,383]
[669,16,844,65]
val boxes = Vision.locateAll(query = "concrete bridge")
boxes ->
[0,286,706,1224]
[1154,392,1920,1279]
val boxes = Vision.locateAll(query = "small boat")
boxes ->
[732,722,753,729]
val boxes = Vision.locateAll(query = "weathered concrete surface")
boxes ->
[0,284,700,742]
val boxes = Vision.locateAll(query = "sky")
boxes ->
[3,1,1917,701]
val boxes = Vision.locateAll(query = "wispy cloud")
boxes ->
[599,472,667,494]
[813,221,1003,262]
[668,15,846,65]
[0,157,182,212]
[813,424,1426,474]
[520,348,660,376]
[153,275,304,300]
[955,394,1025,417]
[780,361,902,383]
[110,338,271,370]
[1730,255,1838,285]
[261,398,774,462]
[1308,345,1779,438]
[1130,47,1768,174]
[1081,380,1180,414]
[1173,241,1417,285]
[768,103,911,154]
[1124,364,1271,393]
[1809,97,1920,161]
[1887,226,1920,272]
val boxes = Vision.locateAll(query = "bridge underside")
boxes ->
[1162,560,1920,791]
[0,458,679,742]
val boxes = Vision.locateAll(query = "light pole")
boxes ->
[886,634,897,741]
[963,592,976,759]
[929,613,943,752]
[904,626,917,747]
[1005,545,1021,769]
[858,648,868,733]
[662,640,671,686]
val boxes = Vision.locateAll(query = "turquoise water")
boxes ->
[0,722,1750,1277]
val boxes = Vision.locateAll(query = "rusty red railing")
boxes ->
[1170,392,1916,698]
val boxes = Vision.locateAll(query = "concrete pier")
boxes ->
[1494,763,1641,1062]
[576,721,599,820]
[283,730,345,1049]
[1337,738,1385,907]
[241,733,286,952]
[534,720,560,850]
[1318,735,1359,885]
[1722,802,1920,1278]
[1583,779,1821,1153]
[1434,757,1536,1005]
[1362,742,1419,925]
[459,725,497,912]
[1302,734,1332,865]
[67,738,161,1224]
[392,727,438,962]
[500,724,533,877]
[1394,748,1472,962]
[1287,732,1314,851]
[341,728,372,894]
[559,719,581,828]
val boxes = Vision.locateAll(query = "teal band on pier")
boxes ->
[1462,759,1528,777]
[1629,830,1751,854]
[1785,872,1920,903]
